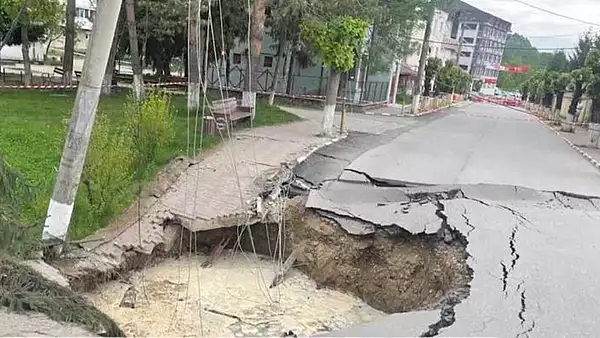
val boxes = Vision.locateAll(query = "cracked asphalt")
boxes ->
[298,102,600,336]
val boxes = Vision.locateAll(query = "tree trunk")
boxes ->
[242,0,266,117]
[63,0,76,85]
[20,24,32,86]
[569,81,583,115]
[125,0,145,100]
[286,52,295,94]
[322,66,341,137]
[187,0,201,116]
[102,18,123,94]
[411,7,434,114]
[268,38,287,105]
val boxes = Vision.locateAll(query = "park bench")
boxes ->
[41,67,65,84]
[202,97,252,135]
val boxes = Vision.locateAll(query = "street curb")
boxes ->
[528,112,600,171]
[362,100,471,118]
[295,134,349,165]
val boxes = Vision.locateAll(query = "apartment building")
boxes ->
[405,9,458,73]
[448,0,512,94]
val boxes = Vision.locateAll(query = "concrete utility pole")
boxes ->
[455,24,465,66]
[126,0,145,100]
[411,7,435,115]
[187,0,200,116]
[43,0,124,246]
[63,0,76,86]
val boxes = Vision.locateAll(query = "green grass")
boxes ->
[0,89,300,246]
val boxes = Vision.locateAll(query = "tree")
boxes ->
[568,33,596,116]
[300,15,368,136]
[437,60,470,94]
[424,56,442,96]
[134,0,187,78]
[548,51,568,72]
[2,0,62,85]
[498,33,553,91]
[584,48,600,123]
[551,71,570,110]
[125,0,145,100]
[63,0,75,85]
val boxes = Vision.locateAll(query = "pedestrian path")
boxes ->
[557,125,600,169]
[54,119,328,284]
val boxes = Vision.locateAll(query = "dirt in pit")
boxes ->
[86,254,383,337]
[84,197,471,337]
[245,197,472,314]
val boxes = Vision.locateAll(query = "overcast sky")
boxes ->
[463,0,600,51]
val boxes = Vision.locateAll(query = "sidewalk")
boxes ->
[556,125,600,165]
[53,120,326,288]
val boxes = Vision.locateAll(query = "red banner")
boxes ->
[499,65,530,74]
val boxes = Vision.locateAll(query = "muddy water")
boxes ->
[86,252,383,337]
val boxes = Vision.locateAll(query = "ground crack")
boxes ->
[461,208,475,236]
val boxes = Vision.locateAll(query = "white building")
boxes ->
[405,10,459,74]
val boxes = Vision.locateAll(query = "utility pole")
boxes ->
[63,0,76,85]
[42,0,124,248]
[411,7,435,115]
[455,24,464,65]
[187,0,200,116]
[126,0,145,100]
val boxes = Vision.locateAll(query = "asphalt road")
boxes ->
[301,102,600,337]
[348,102,600,196]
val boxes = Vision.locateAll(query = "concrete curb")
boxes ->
[362,100,470,118]
[296,134,349,165]
[528,112,600,171]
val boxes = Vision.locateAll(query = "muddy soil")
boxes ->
[244,197,471,314]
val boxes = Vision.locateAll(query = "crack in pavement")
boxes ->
[515,287,536,338]
[509,223,521,271]
[461,208,475,236]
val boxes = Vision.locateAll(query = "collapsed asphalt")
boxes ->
[297,102,600,337]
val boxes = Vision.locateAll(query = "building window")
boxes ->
[263,55,273,68]
[460,65,468,71]
[84,9,90,18]
[460,51,472,57]
[462,37,474,44]
[232,53,242,64]
[464,23,477,30]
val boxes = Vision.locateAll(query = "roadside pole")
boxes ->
[42,0,124,250]
[411,7,435,115]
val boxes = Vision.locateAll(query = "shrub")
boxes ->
[74,115,135,236]
[125,90,174,170]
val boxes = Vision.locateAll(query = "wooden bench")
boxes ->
[41,67,65,84]
[202,97,252,135]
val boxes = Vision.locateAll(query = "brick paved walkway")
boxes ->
[55,120,326,282]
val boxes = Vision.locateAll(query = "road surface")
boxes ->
[298,102,600,337]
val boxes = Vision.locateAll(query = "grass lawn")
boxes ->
[0,89,300,246]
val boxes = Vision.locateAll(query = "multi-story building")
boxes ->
[405,9,458,73]
[448,0,512,94]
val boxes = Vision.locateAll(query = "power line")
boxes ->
[408,36,577,51]
[507,0,600,28]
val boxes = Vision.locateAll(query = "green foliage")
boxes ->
[498,33,554,91]
[424,57,442,96]
[300,15,368,72]
[77,115,135,231]
[125,91,174,168]
[0,0,63,45]
[437,60,471,93]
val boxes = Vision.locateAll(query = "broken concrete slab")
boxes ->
[0,310,95,337]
